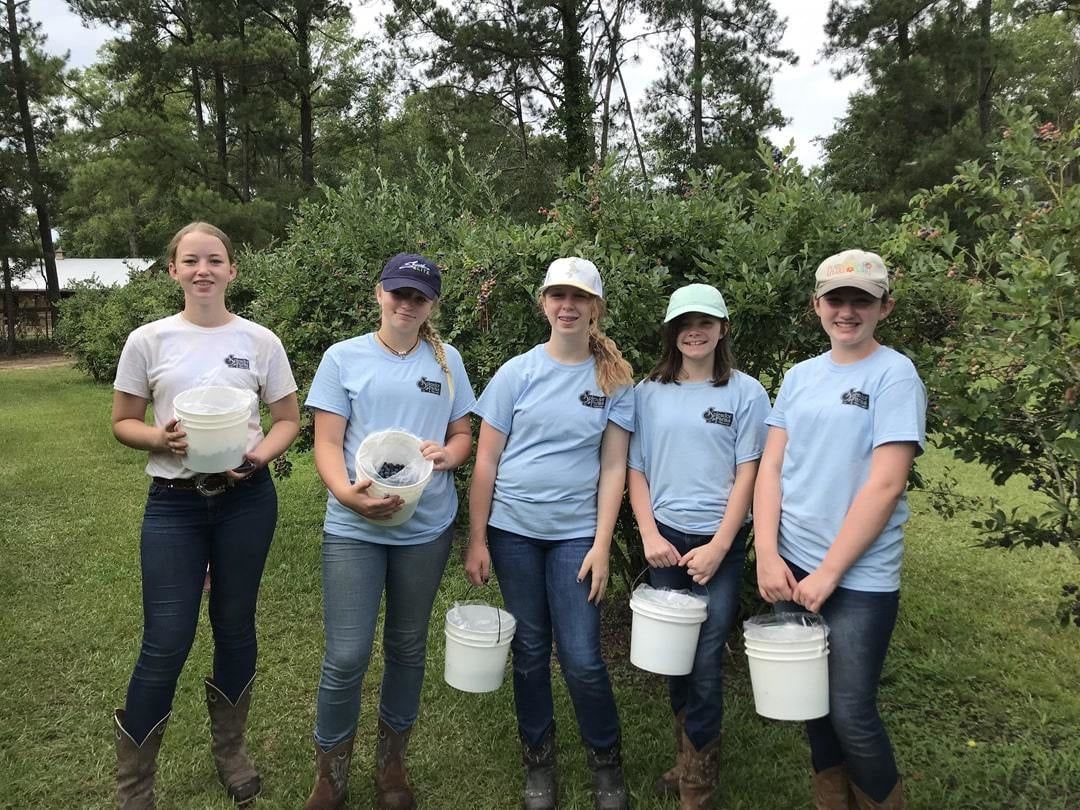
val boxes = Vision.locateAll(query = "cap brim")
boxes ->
[382,277,439,300]
[815,278,888,298]
[539,280,602,298]
[664,303,729,323]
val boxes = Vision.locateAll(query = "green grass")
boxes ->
[1,365,1077,809]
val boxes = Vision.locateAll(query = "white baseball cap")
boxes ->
[539,257,603,298]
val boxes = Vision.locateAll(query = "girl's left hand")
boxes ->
[225,453,261,480]
[577,546,610,604]
[419,440,452,471]
[791,568,841,614]
[681,543,726,586]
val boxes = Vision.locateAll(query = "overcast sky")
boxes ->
[30,0,861,167]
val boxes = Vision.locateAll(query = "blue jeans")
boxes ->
[487,526,621,749]
[314,527,452,749]
[124,469,277,743]
[649,523,748,750]
[778,560,900,802]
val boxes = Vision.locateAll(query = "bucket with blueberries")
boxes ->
[354,429,434,526]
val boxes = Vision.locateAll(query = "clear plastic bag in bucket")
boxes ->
[743,612,830,720]
[353,429,434,526]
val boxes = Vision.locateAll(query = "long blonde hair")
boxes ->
[587,297,633,395]
[419,318,454,400]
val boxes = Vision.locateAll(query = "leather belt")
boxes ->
[152,474,233,497]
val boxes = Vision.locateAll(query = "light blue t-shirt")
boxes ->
[766,346,927,591]
[628,371,770,535]
[305,334,476,545]
[474,344,635,540]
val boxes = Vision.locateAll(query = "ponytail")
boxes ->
[419,319,454,400]
[587,300,633,396]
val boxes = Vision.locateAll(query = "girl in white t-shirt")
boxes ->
[628,283,769,807]
[111,222,300,807]
[754,250,926,810]
[465,257,634,810]
[303,253,475,810]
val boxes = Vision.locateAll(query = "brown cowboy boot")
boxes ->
[375,717,416,810]
[678,729,721,810]
[652,708,686,797]
[114,709,169,810]
[204,676,260,805]
[520,722,557,810]
[304,736,354,810]
[850,777,904,810]
[812,765,857,810]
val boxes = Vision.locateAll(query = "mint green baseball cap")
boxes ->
[664,283,729,323]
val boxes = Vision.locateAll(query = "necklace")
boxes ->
[376,331,420,358]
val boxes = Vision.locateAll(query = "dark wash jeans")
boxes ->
[777,560,901,802]
[487,526,621,749]
[123,469,277,743]
[649,523,748,750]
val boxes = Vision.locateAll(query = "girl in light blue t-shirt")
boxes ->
[465,257,634,810]
[627,283,769,806]
[303,253,476,809]
[754,249,926,810]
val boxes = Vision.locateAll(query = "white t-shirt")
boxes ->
[628,371,770,535]
[473,344,635,540]
[114,313,298,479]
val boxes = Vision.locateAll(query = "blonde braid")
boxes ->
[419,320,454,400]
[587,301,633,396]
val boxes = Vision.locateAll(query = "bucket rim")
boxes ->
[629,599,706,623]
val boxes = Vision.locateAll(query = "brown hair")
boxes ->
[166,222,235,265]
[646,313,735,386]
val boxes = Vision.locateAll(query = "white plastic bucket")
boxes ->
[354,429,434,526]
[173,386,254,473]
[743,614,830,720]
[629,586,708,676]
[443,603,516,693]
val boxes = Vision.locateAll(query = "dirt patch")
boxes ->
[0,353,73,371]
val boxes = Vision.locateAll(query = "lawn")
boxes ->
[0,365,1077,809]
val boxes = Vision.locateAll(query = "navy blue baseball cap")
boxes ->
[380,253,441,300]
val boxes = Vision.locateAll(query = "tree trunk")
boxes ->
[512,69,530,166]
[214,66,230,197]
[5,0,59,307]
[556,0,594,173]
[191,65,209,183]
[691,0,705,162]
[297,9,315,188]
[977,0,993,137]
[3,255,16,356]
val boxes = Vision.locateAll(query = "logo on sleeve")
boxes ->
[703,408,733,426]
[224,354,250,370]
[841,388,870,409]
[417,377,442,396]
[579,390,607,409]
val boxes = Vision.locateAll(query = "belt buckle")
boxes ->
[195,474,229,497]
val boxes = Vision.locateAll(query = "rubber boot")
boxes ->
[204,676,260,805]
[678,730,721,810]
[304,736,354,810]
[521,723,557,810]
[851,777,904,810]
[585,738,628,810]
[812,764,856,810]
[114,709,169,810]
[375,717,416,810]
[652,708,686,798]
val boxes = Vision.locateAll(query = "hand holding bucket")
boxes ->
[173,386,256,473]
[353,429,434,526]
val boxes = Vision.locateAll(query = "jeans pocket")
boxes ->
[147,484,166,498]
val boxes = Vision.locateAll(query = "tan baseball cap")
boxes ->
[814,249,890,298]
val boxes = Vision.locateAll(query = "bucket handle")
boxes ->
[463,585,508,645]
[631,565,713,598]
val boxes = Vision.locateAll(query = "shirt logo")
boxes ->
[579,390,607,409]
[703,408,733,426]
[224,354,250,370]
[417,377,442,396]
[841,388,870,409]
